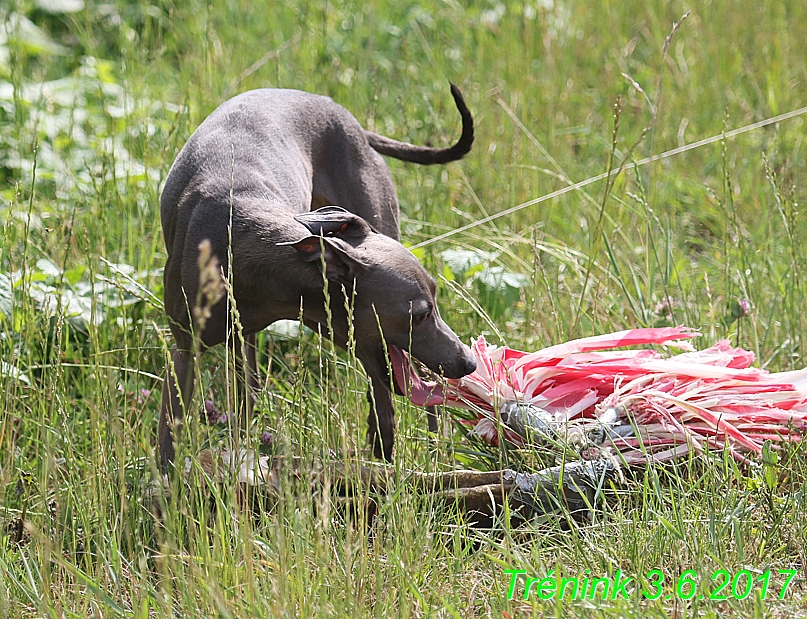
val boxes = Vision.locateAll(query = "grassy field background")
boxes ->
[2,0,807,616]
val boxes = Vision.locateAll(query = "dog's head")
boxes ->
[283,207,477,384]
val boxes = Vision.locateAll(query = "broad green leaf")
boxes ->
[2,13,69,58]
[35,0,85,14]
[35,259,61,278]
[405,244,426,262]
[1,361,29,384]
[440,248,496,279]
[64,265,86,286]
[266,319,302,341]
[0,272,10,319]
[471,266,527,319]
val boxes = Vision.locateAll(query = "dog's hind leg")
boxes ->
[158,346,195,470]
[244,332,259,410]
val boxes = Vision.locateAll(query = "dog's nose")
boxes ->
[461,352,477,376]
[438,351,477,379]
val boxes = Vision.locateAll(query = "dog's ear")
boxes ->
[293,206,373,238]
[282,236,365,285]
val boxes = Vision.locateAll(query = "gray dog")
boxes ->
[158,84,477,469]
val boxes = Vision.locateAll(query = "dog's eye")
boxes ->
[413,309,431,325]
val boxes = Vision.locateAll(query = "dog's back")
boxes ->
[161,89,374,248]
[161,86,474,251]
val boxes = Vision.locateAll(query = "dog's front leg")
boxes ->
[426,406,439,434]
[158,346,195,470]
[366,372,396,462]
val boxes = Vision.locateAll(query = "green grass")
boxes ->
[2,0,807,616]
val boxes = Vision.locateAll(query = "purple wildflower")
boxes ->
[205,400,220,424]
[654,296,677,317]
[725,297,752,324]
[259,430,276,455]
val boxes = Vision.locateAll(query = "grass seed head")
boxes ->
[193,239,226,329]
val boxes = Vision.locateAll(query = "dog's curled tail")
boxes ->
[365,83,474,165]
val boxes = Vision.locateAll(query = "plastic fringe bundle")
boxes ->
[392,327,807,465]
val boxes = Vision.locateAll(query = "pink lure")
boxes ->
[392,327,807,463]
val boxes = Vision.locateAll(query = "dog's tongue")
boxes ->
[388,345,445,407]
